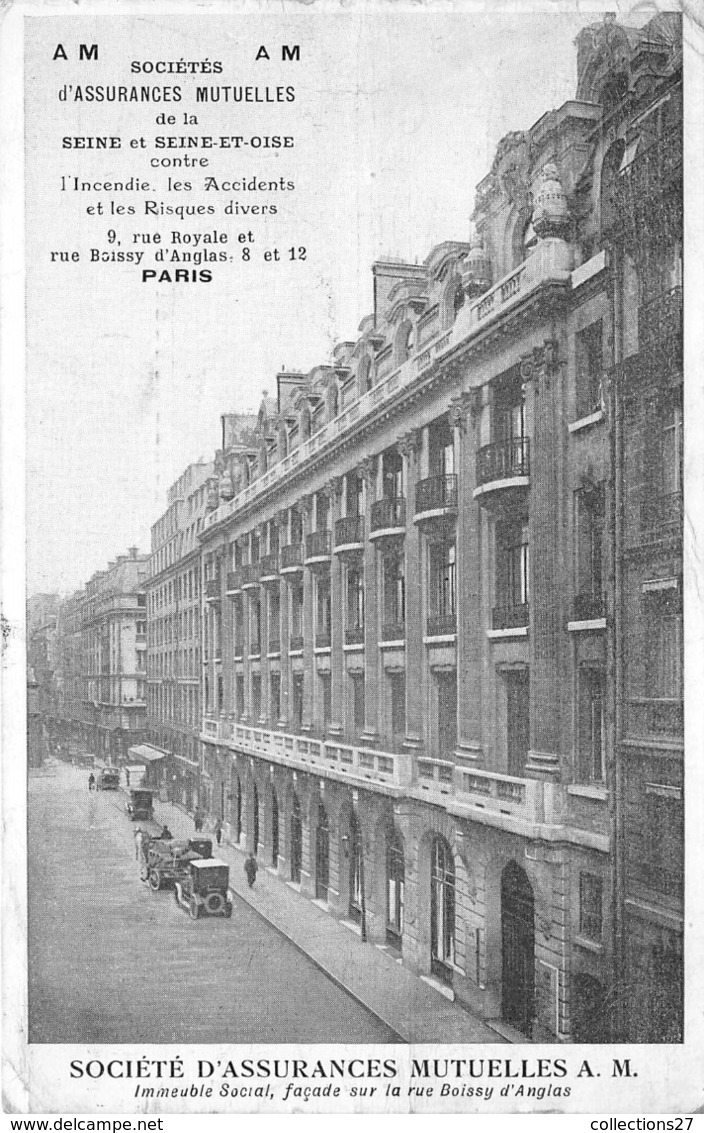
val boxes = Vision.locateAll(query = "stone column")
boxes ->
[327,477,345,736]
[359,455,380,745]
[523,339,566,780]
[451,391,484,765]
[398,429,424,755]
[278,509,292,729]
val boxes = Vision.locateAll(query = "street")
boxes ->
[28,762,400,1044]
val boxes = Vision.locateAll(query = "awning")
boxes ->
[128,744,168,763]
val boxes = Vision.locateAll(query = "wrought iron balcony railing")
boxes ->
[476,438,530,486]
[289,634,304,653]
[268,636,281,654]
[345,626,365,645]
[280,544,303,570]
[305,530,331,559]
[415,474,458,515]
[427,612,456,636]
[335,516,364,547]
[205,579,221,600]
[572,592,606,622]
[315,630,331,649]
[259,553,279,578]
[371,497,406,531]
[381,620,405,641]
[492,602,529,630]
[240,563,261,588]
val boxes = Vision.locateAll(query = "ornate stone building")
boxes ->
[81,548,148,762]
[145,459,214,808]
[192,12,682,1042]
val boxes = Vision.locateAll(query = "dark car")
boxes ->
[141,838,213,890]
[126,787,154,821]
[97,767,120,790]
[174,859,233,919]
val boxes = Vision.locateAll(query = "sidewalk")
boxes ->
[154,798,512,1045]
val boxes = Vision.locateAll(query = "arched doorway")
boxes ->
[252,782,260,855]
[349,811,363,923]
[271,789,279,868]
[430,836,455,982]
[386,826,404,950]
[571,973,609,1043]
[290,792,302,883]
[315,803,330,901]
[235,776,242,843]
[501,861,535,1036]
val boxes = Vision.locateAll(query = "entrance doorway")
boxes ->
[271,789,279,867]
[349,811,363,923]
[501,860,535,1035]
[315,803,330,901]
[252,782,260,855]
[386,826,404,950]
[290,793,302,883]
[430,835,455,982]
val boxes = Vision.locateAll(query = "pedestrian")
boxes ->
[194,808,203,833]
[213,818,223,846]
[159,823,173,840]
[125,768,130,787]
[244,852,258,888]
[88,773,95,791]
[134,827,143,861]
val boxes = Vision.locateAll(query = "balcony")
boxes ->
[202,715,413,791]
[615,133,683,236]
[315,629,331,649]
[240,563,261,590]
[226,571,243,595]
[259,553,279,583]
[414,474,458,532]
[381,621,405,642]
[305,530,331,566]
[474,438,530,510]
[345,626,365,646]
[289,634,304,653]
[570,592,606,625]
[280,544,304,573]
[639,286,682,372]
[205,579,221,602]
[492,603,529,631]
[426,612,456,637]
[454,766,543,827]
[334,515,365,557]
[370,497,406,549]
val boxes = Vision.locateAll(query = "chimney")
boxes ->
[129,546,139,559]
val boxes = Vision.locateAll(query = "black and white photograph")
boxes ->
[3,0,703,1116]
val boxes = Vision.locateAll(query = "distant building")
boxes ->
[81,548,148,762]
[145,459,216,807]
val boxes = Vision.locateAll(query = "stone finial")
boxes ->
[461,228,492,298]
[532,163,570,240]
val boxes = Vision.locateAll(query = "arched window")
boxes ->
[316,803,330,900]
[358,356,373,396]
[349,811,363,922]
[512,212,537,268]
[430,835,455,981]
[300,405,311,440]
[271,789,279,867]
[453,280,465,318]
[396,320,414,365]
[328,384,339,419]
[251,781,260,855]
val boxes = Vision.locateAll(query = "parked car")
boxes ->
[141,838,213,890]
[126,787,154,821]
[96,767,120,790]
[174,859,233,919]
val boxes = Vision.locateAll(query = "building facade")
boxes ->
[81,548,148,762]
[146,460,214,808]
[191,13,683,1045]
[605,19,683,1042]
[54,590,85,753]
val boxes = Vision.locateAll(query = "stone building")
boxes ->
[81,548,148,762]
[191,11,681,1042]
[54,590,85,753]
[145,459,214,808]
[602,18,683,1041]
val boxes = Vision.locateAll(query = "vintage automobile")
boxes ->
[174,858,233,919]
[96,767,120,790]
[126,787,155,822]
[141,838,213,891]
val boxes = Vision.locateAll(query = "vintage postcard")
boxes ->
[2,0,703,1116]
